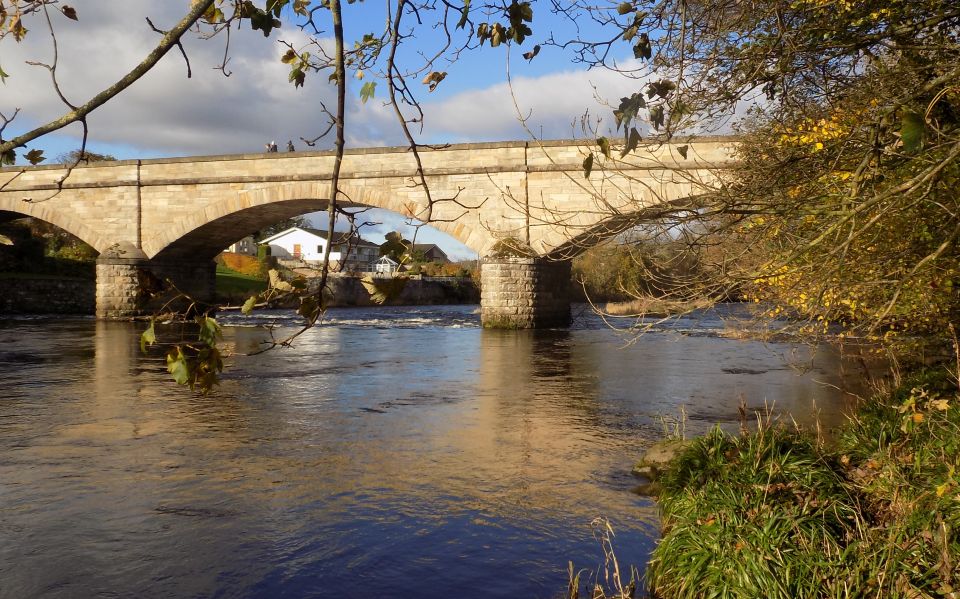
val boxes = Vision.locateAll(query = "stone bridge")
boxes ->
[0,138,736,327]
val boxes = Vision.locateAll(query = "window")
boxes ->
[317,245,323,253]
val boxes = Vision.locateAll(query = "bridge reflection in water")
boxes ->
[0,306,858,598]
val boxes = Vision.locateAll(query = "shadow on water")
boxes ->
[0,306,866,598]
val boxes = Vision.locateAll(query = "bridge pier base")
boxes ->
[96,245,151,319]
[96,244,217,319]
[480,257,571,328]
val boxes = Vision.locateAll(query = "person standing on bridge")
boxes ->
[287,140,295,152]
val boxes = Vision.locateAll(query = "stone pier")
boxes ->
[95,243,216,319]
[480,257,571,328]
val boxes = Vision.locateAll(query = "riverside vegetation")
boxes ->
[649,366,960,599]
[568,366,960,599]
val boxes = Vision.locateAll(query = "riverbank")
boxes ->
[640,367,959,598]
[603,297,714,317]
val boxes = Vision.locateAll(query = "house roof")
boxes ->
[412,243,449,259]
[259,226,378,247]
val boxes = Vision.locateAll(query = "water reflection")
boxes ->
[0,307,861,598]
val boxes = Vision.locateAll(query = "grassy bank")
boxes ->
[645,368,960,598]
[215,265,267,302]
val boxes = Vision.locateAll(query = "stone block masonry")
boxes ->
[96,244,216,319]
[1,138,736,325]
[480,257,571,328]
[0,277,95,314]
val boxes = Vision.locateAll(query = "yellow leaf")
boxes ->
[912,413,925,424]
[930,399,950,411]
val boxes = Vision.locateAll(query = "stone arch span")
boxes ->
[541,193,714,260]
[146,181,492,260]
[0,202,105,254]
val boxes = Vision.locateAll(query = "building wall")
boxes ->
[228,236,258,255]
[266,230,341,263]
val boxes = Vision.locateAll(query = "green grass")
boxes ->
[647,368,960,599]
[215,265,266,299]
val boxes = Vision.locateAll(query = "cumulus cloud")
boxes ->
[2,3,657,156]
[418,62,653,142]
[2,1,348,155]
[2,3,654,257]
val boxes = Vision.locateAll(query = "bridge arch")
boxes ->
[146,181,492,260]
[0,201,105,254]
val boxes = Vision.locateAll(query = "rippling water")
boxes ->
[0,305,865,598]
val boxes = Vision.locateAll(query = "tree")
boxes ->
[253,215,309,241]
[54,149,116,164]
[379,231,410,264]
[554,0,959,354]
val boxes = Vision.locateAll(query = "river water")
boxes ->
[0,305,866,598]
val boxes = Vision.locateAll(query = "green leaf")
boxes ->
[197,316,221,347]
[522,44,540,61]
[456,0,470,29]
[166,347,190,386]
[490,23,504,47]
[613,93,645,132]
[0,63,8,83]
[649,105,665,130]
[633,33,651,60]
[1,149,15,166]
[677,144,688,159]
[281,49,298,64]
[360,81,377,103]
[241,295,258,315]
[60,5,78,20]
[620,127,641,157]
[361,275,408,304]
[617,3,633,15]
[289,67,305,88]
[297,295,321,321]
[140,320,156,353]
[901,111,924,153]
[25,149,45,164]
[582,152,594,178]
[647,79,676,99]
[597,136,611,159]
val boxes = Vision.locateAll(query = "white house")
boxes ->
[260,227,380,271]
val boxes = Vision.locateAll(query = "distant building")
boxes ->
[259,227,379,270]
[412,244,449,263]
[372,255,400,274]
[227,236,258,255]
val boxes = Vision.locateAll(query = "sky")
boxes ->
[0,1,655,260]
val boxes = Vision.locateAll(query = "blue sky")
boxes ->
[2,1,649,260]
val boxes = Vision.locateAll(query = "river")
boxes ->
[0,304,866,598]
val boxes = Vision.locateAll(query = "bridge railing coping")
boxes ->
[2,136,741,172]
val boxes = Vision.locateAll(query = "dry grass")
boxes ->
[603,296,713,317]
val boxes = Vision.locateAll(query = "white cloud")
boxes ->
[3,3,656,155]
[1,4,654,257]
[419,62,653,142]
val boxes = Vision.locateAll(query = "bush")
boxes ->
[649,369,960,598]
